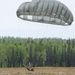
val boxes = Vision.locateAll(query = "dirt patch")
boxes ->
[0,67,75,75]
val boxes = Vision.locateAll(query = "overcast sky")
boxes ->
[0,0,75,39]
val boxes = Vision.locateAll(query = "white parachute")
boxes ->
[16,0,74,26]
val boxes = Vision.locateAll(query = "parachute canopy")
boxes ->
[16,0,74,26]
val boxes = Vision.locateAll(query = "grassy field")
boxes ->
[0,67,75,75]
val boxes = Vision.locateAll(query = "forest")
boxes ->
[0,37,75,67]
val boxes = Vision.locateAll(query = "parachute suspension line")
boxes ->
[17,19,21,37]
[17,19,23,38]
[17,18,25,38]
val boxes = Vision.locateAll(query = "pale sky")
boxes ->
[0,0,75,39]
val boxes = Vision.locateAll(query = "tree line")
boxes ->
[0,37,75,67]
